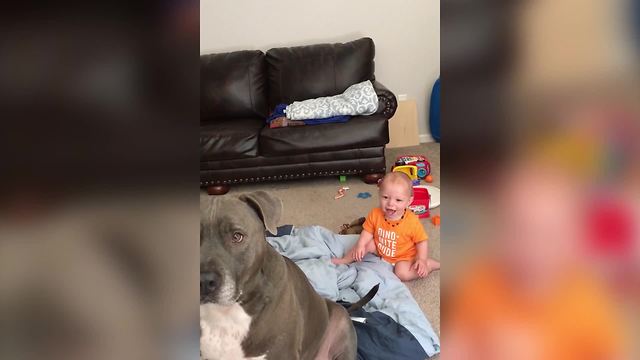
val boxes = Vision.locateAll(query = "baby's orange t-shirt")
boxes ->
[362,208,428,263]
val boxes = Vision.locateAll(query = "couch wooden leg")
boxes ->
[206,185,230,195]
[362,173,384,185]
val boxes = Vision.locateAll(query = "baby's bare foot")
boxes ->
[427,258,441,273]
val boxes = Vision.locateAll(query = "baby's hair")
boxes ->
[379,172,414,197]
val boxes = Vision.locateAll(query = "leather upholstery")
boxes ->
[200,118,263,161]
[201,147,384,170]
[266,38,375,110]
[201,147,386,186]
[200,50,267,121]
[372,81,398,119]
[259,115,389,156]
[200,38,397,188]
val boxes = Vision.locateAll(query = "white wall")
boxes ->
[201,0,440,140]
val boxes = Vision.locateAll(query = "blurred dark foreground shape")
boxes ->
[0,2,200,360]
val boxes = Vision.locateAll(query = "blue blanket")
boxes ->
[266,225,440,357]
[267,103,350,125]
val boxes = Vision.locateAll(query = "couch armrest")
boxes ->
[372,81,398,119]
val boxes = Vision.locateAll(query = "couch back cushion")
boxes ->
[201,50,268,121]
[266,37,375,110]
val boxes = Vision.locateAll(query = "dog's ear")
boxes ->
[239,191,282,234]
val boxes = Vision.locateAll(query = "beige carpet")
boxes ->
[222,143,441,357]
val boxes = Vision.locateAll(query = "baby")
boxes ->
[332,172,440,281]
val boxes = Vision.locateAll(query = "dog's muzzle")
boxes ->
[200,271,219,302]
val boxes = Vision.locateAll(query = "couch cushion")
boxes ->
[201,146,384,171]
[201,50,268,121]
[201,118,263,161]
[259,114,389,156]
[266,37,375,110]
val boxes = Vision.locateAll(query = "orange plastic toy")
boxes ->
[425,175,433,183]
[431,215,441,226]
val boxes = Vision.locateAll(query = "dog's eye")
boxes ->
[232,232,244,243]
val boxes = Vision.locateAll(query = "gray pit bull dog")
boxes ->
[200,191,372,360]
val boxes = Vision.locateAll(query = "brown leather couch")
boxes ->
[200,38,397,194]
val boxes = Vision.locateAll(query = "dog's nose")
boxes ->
[200,272,219,295]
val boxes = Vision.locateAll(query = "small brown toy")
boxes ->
[339,217,366,235]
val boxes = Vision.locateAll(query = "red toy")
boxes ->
[408,186,430,218]
[393,155,431,180]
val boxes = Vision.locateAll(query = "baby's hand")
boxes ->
[412,258,428,277]
[352,243,366,262]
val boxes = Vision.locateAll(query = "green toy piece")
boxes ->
[339,175,347,182]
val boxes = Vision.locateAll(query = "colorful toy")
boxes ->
[409,186,430,218]
[392,165,419,180]
[431,215,441,226]
[357,192,372,199]
[393,155,431,180]
[425,175,433,183]
[408,204,427,216]
[334,186,350,199]
[414,185,440,210]
[339,175,347,183]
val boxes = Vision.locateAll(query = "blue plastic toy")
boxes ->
[357,192,372,199]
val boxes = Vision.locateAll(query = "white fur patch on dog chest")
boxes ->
[200,303,265,360]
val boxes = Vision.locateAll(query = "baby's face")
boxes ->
[379,182,413,220]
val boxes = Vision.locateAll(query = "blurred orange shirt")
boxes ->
[363,208,427,263]
[447,261,625,360]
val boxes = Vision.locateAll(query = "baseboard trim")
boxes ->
[419,134,435,143]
